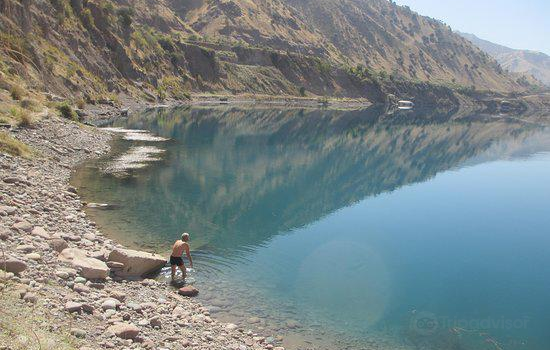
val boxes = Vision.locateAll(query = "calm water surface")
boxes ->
[72,106,550,350]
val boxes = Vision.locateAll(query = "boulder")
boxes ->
[101,298,118,311]
[178,286,199,297]
[49,238,68,252]
[0,258,27,273]
[65,301,83,313]
[31,226,50,239]
[58,248,109,280]
[12,221,33,232]
[108,248,166,277]
[0,206,17,215]
[107,323,140,339]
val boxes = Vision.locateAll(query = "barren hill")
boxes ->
[0,0,535,105]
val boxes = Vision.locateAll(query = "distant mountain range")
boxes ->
[458,32,550,86]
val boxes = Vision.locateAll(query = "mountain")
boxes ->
[0,0,533,106]
[459,32,550,86]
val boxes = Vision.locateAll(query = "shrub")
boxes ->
[101,1,115,15]
[0,131,32,157]
[19,98,38,110]
[8,106,33,127]
[158,76,191,101]
[299,86,306,97]
[17,111,33,127]
[76,98,86,109]
[81,8,95,28]
[117,7,134,27]
[9,85,25,100]
[56,102,78,120]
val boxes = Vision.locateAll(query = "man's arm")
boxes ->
[185,243,193,268]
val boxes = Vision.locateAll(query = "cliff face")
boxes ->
[0,0,534,104]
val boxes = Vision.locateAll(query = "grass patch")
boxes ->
[0,106,34,127]
[0,282,79,349]
[10,84,25,100]
[0,131,33,158]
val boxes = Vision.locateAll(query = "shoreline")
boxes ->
[0,111,284,349]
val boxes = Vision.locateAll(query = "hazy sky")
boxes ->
[394,0,550,55]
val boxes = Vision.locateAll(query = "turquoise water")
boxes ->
[73,106,550,350]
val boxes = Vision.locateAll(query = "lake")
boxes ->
[72,105,550,350]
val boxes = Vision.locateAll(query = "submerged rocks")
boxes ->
[178,286,199,297]
[108,248,166,277]
[58,248,109,279]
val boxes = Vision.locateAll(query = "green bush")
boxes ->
[117,7,134,27]
[56,102,78,121]
[81,8,95,28]
[299,86,306,97]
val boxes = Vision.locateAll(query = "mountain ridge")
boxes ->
[0,0,539,111]
[458,32,550,86]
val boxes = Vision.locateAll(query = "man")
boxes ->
[170,232,193,280]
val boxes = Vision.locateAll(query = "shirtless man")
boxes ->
[170,232,193,280]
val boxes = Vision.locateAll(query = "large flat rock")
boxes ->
[108,248,166,277]
[58,248,109,280]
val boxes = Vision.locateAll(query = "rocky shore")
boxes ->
[0,113,283,350]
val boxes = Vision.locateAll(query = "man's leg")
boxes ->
[171,265,176,280]
[178,264,186,279]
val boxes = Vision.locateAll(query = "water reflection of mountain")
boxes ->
[75,106,549,254]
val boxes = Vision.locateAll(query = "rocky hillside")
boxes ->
[459,32,550,86]
[0,0,535,107]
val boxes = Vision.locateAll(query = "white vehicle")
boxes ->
[397,100,415,110]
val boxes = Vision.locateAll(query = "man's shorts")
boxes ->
[170,255,184,266]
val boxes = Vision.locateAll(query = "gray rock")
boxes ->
[108,248,166,278]
[101,298,118,311]
[0,205,17,215]
[23,292,38,303]
[16,244,34,253]
[149,316,162,328]
[49,238,68,252]
[31,226,50,239]
[12,221,33,232]
[0,258,27,273]
[58,248,109,280]
[25,253,41,261]
[3,177,20,184]
[107,323,140,339]
[73,284,90,294]
[65,301,83,313]
[70,328,86,338]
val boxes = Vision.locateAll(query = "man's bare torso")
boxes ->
[172,240,187,257]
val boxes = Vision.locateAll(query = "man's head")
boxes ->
[181,232,190,242]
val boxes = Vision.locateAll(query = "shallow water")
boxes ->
[72,106,550,350]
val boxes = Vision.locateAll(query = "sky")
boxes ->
[394,0,550,55]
